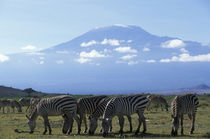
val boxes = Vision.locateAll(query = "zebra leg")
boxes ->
[117,115,124,136]
[181,114,184,135]
[74,113,81,134]
[142,115,147,133]
[43,117,52,135]
[190,114,195,134]
[43,117,48,135]
[83,115,88,133]
[135,112,142,135]
[110,119,113,132]
[68,117,74,134]
[188,114,192,120]
[127,115,133,132]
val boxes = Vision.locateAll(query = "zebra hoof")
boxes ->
[189,131,193,135]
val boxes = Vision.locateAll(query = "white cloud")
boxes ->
[120,54,137,60]
[80,50,106,58]
[21,45,37,50]
[127,40,132,43]
[40,61,44,64]
[76,57,91,64]
[101,39,120,46]
[39,57,45,60]
[128,61,138,65]
[160,53,210,63]
[80,40,97,47]
[115,46,137,53]
[27,52,45,55]
[114,24,129,28]
[0,54,10,63]
[56,60,64,64]
[180,48,188,53]
[143,47,150,52]
[56,50,69,54]
[146,59,156,63]
[161,39,186,48]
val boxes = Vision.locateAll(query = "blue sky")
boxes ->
[0,0,210,54]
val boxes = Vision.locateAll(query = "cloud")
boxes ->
[143,47,150,52]
[161,39,186,48]
[128,61,138,65]
[80,40,97,47]
[80,50,106,58]
[101,39,120,46]
[146,59,156,63]
[40,61,44,64]
[115,46,137,53]
[56,50,69,54]
[180,48,188,53]
[21,45,37,50]
[160,53,210,63]
[27,52,45,55]
[76,57,91,64]
[120,54,137,60]
[127,40,132,43]
[0,54,10,63]
[56,60,64,64]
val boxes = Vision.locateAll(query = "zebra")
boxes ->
[0,100,10,113]
[171,93,199,136]
[102,94,149,137]
[8,99,22,113]
[26,97,41,112]
[77,95,107,133]
[0,99,22,113]
[26,95,81,135]
[19,98,30,111]
[147,95,169,111]
[88,97,133,135]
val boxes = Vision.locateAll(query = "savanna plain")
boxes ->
[0,95,210,139]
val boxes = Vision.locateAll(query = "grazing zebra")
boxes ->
[147,95,169,111]
[0,100,9,113]
[77,95,107,133]
[26,97,41,112]
[88,97,133,135]
[171,93,199,136]
[8,99,22,113]
[26,95,81,135]
[102,94,149,137]
[19,98,30,111]
[0,99,22,113]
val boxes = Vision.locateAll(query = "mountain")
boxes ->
[1,25,210,94]
[0,86,62,97]
[154,84,210,95]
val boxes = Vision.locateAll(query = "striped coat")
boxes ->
[102,94,149,137]
[26,95,80,135]
[171,93,199,136]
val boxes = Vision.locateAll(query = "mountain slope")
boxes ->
[1,25,210,94]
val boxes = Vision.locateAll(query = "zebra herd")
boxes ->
[0,93,199,137]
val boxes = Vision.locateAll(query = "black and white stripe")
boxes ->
[147,95,169,111]
[102,94,149,137]
[77,95,107,133]
[26,95,80,135]
[88,97,133,135]
[0,99,22,113]
[171,93,199,136]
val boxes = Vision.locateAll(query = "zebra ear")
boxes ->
[26,115,30,120]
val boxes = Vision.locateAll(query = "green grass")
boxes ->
[0,95,210,139]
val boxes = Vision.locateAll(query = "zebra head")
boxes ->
[88,116,98,135]
[62,114,70,134]
[26,115,36,134]
[171,115,179,136]
[102,118,111,137]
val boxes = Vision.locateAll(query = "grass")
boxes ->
[0,94,210,139]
